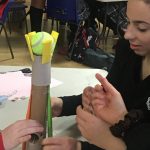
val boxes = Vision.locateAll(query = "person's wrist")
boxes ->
[76,141,81,150]
[105,134,126,150]
[116,110,128,123]
[57,97,63,116]
[52,97,63,117]
[110,109,143,138]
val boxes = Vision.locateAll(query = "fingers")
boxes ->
[76,106,95,124]
[91,84,106,108]
[42,138,51,145]
[95,73,118,95]
[91,99,105,109]
[18,135,31,143]
[19,126,44,137]
[42,138,62,150]
[82,86,95,113]
[82,87,94,103]
[12,120,44,142]
[42,138,61,150]
[77,122,86,139]
[14,120,43,129]
[93,85,105,99]
[76,106,99,139]
[42,137,76,150]
[17,120,44,132]
[43,145,59,150]
[94,84,103,91]
[76,106,90,122]
[42,137,61,145]
[83,86,93,95]
[83,85,106,114]
[76,106,89,137]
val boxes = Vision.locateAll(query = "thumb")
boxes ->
[95,73,117,95]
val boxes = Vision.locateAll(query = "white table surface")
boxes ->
[0,66,107,149]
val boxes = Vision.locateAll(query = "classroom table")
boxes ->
[0,66,107,150]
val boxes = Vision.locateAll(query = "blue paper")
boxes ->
[0,96,8,104]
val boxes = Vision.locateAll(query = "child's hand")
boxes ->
[1,119,44,150]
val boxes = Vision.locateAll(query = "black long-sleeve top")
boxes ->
[60,39,150,150]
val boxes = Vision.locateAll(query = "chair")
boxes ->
[0,0,14,59]
[46,0,89,59]
[9,1,28,34]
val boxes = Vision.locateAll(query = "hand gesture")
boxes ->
[76,106,126,150]
[42,136,81,150]
[1,120,43,150]
[76,106,111,149]
[92,73,128,124]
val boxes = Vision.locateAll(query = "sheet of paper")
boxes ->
[0,71,63,101]
[50,78,63,88]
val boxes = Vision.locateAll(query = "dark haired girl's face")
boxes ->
[124,0,150,57]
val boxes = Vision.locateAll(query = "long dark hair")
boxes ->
[143,0,150,4]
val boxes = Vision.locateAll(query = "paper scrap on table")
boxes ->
[0,71,63,101]
[50,78,63,88]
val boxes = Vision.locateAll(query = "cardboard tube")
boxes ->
[25,56,50,150]
[30,85,48,125]
[32,56,50,86]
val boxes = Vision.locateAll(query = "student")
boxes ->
[29,0,95,32]
[76,74,141,150]
[0,119,43,150]
[42,0,150,149]
[30,0,45,32]
[77,72,150,149]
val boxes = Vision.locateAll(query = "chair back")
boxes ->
[46,0,89,24]
[0,0,14,22]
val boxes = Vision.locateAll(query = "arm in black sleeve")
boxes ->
[60,94,82,116]
[60,95,105,149]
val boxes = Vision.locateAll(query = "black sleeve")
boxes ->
[81,141,104,150]
[124,123,150,150]
[60,94,82,116]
